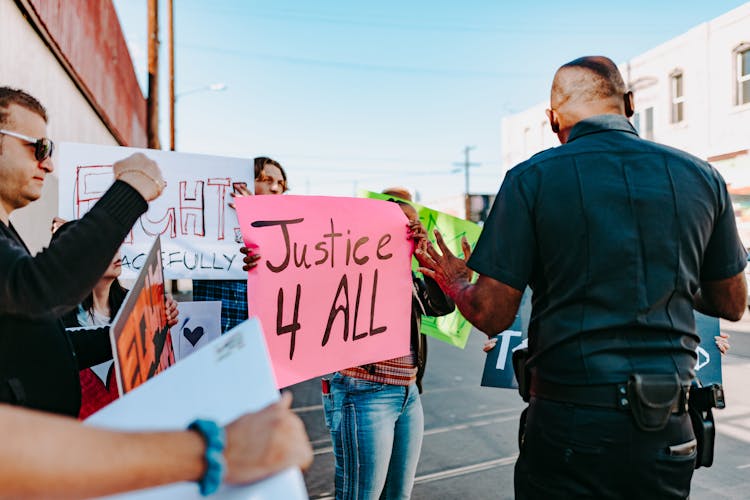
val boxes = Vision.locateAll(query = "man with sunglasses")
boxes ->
[0,86,315,497]
[0,86,167,416]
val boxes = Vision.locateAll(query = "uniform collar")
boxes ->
[566,114,638,143]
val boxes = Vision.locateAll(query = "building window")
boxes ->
[670,71,685,123]
[644,107,654,140]
[737,45,750,105]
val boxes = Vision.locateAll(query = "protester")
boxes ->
[0,392,312,498]
[53,220,179,419]
[193,156,286,332]
[0,87,313,498]
[416,56,746,498]
[0,87,167,417]
[323,199,455,500]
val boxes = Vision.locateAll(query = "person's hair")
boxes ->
[51,221,128,321]
[555,56,627,102]
[0,87,48,126]
[382,187,412,202]
[387,197,414,211]
[254,157,287,182]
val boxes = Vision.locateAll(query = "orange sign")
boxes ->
[110,238,175,394]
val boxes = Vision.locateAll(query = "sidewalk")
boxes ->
[716,355,750,445]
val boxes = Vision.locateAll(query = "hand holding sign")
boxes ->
[224,392,313,485]
[113,153,166,201]
[715,332,730,354]
[165,294,179,327]
[240,246,261,271]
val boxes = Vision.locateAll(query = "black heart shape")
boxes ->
[183,326,205,347]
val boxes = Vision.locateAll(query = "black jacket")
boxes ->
[411,273,454,392]
[0,181,146,416]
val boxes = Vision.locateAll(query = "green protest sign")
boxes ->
[360,191,482,348]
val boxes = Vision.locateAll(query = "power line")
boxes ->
[179,5,676,36]
[179,43,544,79]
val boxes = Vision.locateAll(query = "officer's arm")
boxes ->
[694,271,746,321]
[453,275,523,335]
[416,231,523,335]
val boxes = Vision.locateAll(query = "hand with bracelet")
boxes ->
[113,153,167,202]
[0,392,312,498]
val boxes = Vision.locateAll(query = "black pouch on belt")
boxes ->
[626,373,680,432]
[512,348,530,403]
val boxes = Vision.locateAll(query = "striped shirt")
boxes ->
[339,350,418,386]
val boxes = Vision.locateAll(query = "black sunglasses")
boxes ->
[0,129,55,161]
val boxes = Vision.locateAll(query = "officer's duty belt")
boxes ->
[530,377,688,414]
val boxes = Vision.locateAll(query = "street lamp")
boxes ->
[170,82,227,150]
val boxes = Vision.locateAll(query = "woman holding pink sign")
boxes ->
[323,199,456,500]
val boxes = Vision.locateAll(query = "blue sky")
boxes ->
[113,0,749,204]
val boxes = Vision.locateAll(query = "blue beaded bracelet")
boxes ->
[188,419,227,496]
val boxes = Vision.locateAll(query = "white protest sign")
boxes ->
[57,142,252,279]
[174,301,222,361]
[86,318,308,500]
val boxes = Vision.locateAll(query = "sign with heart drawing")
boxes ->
[173,301,222,361]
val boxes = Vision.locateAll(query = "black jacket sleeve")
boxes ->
[0,181,147,319]
[68,326,114,369]
[416,275,455,317]
[61,310,114,369]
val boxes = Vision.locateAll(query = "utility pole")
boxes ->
[168,0,175,151]
[453,146,479,220]
[147,0,161,149]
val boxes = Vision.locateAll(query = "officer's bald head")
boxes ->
[546,56,632,143]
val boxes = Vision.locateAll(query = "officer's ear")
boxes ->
[546,108,560,134]
[623,91,635,118]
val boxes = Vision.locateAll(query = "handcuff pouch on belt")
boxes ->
[688,383,724,469]
[626,373,681,432]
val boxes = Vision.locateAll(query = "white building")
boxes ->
[501,2,750,244]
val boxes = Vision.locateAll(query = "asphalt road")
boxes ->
[292,320,750,499]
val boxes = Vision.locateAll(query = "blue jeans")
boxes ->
[323,372,424,500]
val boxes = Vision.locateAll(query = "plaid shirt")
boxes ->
[193,280,248,332]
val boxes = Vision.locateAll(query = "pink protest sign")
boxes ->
[235,195,413,388]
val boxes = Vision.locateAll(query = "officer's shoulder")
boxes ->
[506,147,558,177]
[644,140,719,176]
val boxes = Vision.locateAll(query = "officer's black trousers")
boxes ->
[514,397,696,499]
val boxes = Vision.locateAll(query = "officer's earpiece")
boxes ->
[623,91,634,118]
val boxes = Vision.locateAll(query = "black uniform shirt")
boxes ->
[469,114,747,385]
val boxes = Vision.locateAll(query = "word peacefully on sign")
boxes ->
[56,143,252,279]
[110,237,175,394]
[236,196,413,388]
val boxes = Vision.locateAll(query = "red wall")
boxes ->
[25,0,147,147]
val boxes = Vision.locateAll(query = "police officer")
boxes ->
[415,56,747,499]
